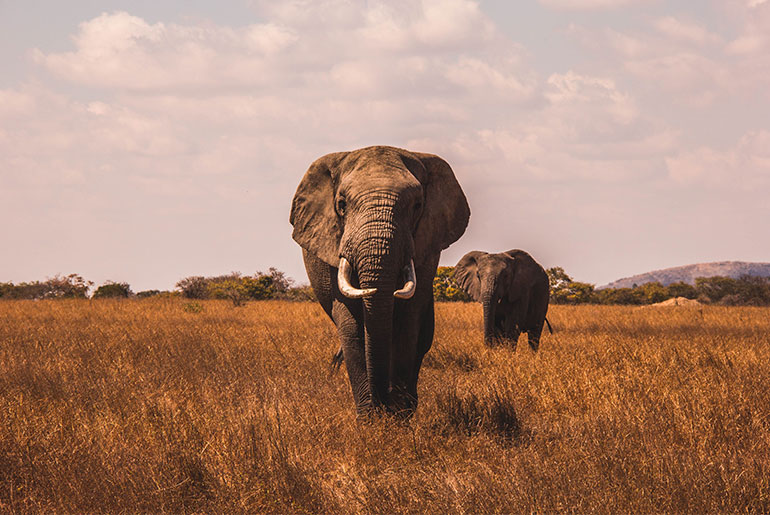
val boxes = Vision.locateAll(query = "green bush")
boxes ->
[433,267,471,302]
[0,274,92,300]
[594,287,642,305]
[666,282,697,299]
[547,268,596,304]
[93,281,133,299]
[176,276,208,299]
[175,268,296,305]
[208,274,251,306]
[695,275,770,306]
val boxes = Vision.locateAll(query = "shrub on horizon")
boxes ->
[176,276,208,299]
[93,281,133,299]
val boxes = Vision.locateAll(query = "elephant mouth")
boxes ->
[337,257,416,299]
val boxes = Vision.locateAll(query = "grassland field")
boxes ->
[1,299,768,513]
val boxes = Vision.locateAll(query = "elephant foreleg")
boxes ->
[511,297,529,336]
[331,299,369,413]
[389,296,430,417]
[496,300,521,348]
[494,310,506,337]
[408,297,434,408]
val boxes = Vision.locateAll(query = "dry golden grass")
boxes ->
[1,299,768,513]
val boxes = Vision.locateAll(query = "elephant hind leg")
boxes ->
[526,323,544,352]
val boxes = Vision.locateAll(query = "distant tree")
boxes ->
[735,275,770,305]
[1,274,92,300]
[175,268,298,304]
[695,276,740,303]
[93,281,133,299]
[666,282,697,299]
[176,276,209,299]
[0,282,13,298]
[42,274,93,299]
[547,267,595,304]
[700,275,770,306]
[546,267,572,293]
[208,273,250,306]
[562,281,596,304]
[265,267,293,294]
[433,266,472,302]
[2,281,45,299]
[594,287,642,305]
[637,282,670,304]
[240,275,271,300]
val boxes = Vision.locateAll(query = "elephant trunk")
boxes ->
[343,209,410,413]
[361,290,395,410]
[481,279,498,346]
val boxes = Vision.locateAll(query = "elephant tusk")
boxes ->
[394,259,416,299]
[338,257,377,299]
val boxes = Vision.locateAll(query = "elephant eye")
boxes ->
[336,197,347,216]
[414,201,423,214]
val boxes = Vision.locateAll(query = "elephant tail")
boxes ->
[545,316,553,334]
[329,347,344,376]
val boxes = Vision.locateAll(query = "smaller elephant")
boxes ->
[454,249,551,350]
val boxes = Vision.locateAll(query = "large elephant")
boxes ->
[454,249,551,350]
[290,146,470,417]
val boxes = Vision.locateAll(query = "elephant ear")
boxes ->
[289,152,349,266]
[454,251,486,301]
[412,153,470,262]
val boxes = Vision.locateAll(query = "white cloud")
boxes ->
[33,12,301,91]
[0,88,37,115]
[410,70,676,185]
[654,16,722,46]
[13,6,683,197]
[665,131,770,186]
[567,10,769,107]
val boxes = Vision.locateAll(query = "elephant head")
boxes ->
[455,251,520,345]
[290,146,469,413]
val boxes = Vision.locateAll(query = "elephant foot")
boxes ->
[355,402,415,423]
[388,386,417,420]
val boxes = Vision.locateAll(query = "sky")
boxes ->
[2,0,769,292]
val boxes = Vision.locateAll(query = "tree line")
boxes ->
[544,267,770,306]
[3,266,770,306]
[0,269,314,304]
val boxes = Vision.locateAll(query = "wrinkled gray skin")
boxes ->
[455,250,551,350]
[290,146,470,417]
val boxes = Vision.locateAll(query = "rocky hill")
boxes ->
[600,261,770,289]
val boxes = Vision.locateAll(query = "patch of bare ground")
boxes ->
[0,299,768,512]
